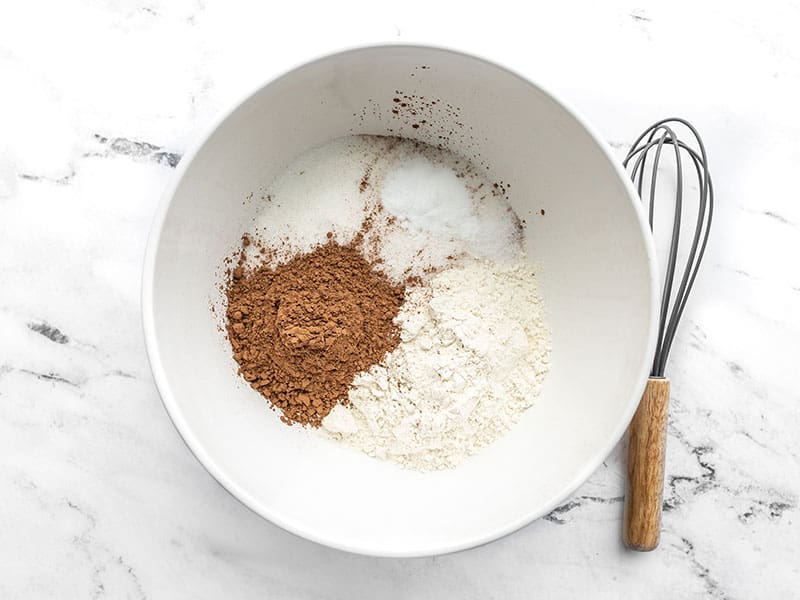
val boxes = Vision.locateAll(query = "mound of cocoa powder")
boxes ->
[225,238,405,426]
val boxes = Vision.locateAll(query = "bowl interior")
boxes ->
[144,46,655,556]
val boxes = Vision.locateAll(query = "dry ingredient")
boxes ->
[322,259,550,470]
[247,136,382,265]
[220,133,551,470]
[377,151,522,280]
[225,238,405,426]
[244,135,522,282]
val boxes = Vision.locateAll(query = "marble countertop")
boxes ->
[1,1,798,597]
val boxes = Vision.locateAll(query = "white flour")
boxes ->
[322,259,551,471]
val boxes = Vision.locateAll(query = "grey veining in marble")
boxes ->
[1,0,798,597]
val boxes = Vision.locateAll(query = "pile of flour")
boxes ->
[322,259,551,471]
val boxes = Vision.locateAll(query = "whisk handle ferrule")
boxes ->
[623,377,670,551]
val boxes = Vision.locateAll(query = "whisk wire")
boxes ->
[623,118,713,377]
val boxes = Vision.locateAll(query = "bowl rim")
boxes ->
[141,42,659,557]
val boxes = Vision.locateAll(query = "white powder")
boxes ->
[248,136,385,263]
[322,259,551,471]
[244,135,522,280]
[375,148,523,281]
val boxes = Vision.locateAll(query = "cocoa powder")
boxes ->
[225,238,405,426]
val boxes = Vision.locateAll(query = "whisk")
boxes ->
[621,118,714,551]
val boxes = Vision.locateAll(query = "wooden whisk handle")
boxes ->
[623,377,670,551]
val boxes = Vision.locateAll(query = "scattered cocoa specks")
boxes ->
[359,167,371,193]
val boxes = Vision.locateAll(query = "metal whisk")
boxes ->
[620,118,714,551]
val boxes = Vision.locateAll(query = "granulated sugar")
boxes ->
[248,136,388,263]
[322,259,551,471]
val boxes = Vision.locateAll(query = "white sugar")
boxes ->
[248,136,383,262]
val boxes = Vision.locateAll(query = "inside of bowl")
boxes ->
[146,45,655,556]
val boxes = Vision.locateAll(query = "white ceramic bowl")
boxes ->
[142,45,657,557]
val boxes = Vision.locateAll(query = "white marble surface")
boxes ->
[1,0,798,597]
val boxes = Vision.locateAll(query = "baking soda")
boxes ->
[379,152,523,276]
